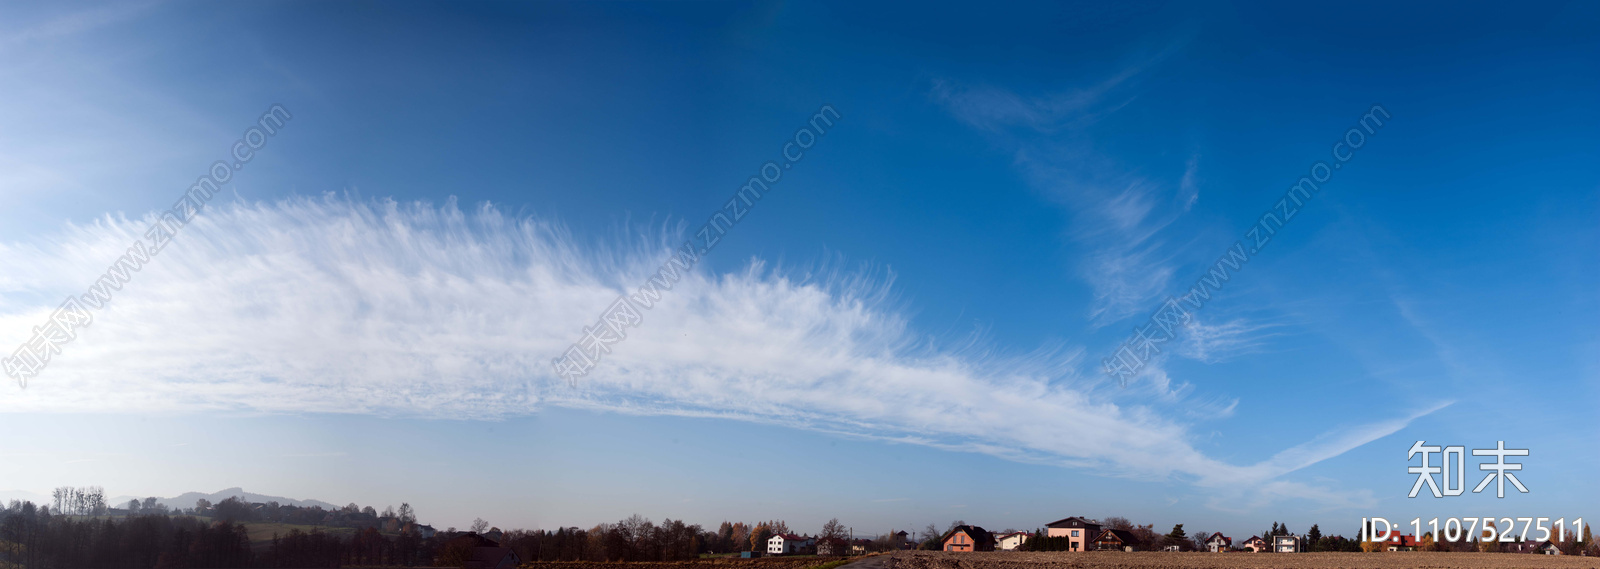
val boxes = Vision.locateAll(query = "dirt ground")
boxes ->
[522,557,848,569]
[879,550,1600,569]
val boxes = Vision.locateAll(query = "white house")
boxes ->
[995,532,1029,551]
[1271,535,1301,553]
[1205,533,1231,553]
[768,534,813,555]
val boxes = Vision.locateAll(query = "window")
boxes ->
[1072,530,1079,537]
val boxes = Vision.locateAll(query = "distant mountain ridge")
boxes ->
[105,487,340,511]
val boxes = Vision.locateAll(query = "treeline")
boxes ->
[497,516,815,562]
[129,494,422,532]
[0,499,844,569]
[0,504,252,568]
[0,499,441,568]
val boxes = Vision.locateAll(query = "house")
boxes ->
[1383,534,1418,551]
[464,547,520,569]
[1272,535,1301,553]
[1242,536,1267,553]
[892,530,914,550]
[417,524,438,539]
[1205,533,1231,553]
[941,525,995,552]
[995,531,1030,551]
[768,534,814,555]
[1531,540,1563,555]
[849,539,872,555]
[1044,516,1102,552]
[816,537,849,556]
[1162,545,1182,552]
[1094,529,1138,552]
[447,534,520,569]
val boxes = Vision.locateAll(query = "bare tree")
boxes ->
[471,517,490,533]
[821,518,847,540]
[1102,517,1133,531]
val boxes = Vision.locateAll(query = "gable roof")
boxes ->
[771,533,809,541]
[1384,534,1418,547]
[941,525,995,547]
[1045,516,1100,528]
[1095,529,1137,544]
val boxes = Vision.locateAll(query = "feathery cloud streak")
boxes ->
[0,196,1434,505]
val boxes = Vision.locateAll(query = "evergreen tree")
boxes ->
[1165,524,1187,549]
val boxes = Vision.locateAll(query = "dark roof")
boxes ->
[455,533,500,548]
[942,525,995,547]
[1206,532,1232,545]
[1095,529,1138,544]
[1045,516,1100,528]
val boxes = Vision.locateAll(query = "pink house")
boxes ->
[1044,517,1102,552]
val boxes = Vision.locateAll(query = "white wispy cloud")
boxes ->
[1178,317,1281,363]
[931,64,1194,327]
[0,196,1436,507]
[0,2,159,49]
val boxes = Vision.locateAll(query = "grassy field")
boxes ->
[883,550,1600,569]
[239,522,361,549]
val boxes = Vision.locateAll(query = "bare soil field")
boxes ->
[523,557,850,569]
[881,550,1600,569]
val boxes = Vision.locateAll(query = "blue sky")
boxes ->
[0,0,1597,540]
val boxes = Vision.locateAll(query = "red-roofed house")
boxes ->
[1205,533,1232,552]
[1383,534,1418,551]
